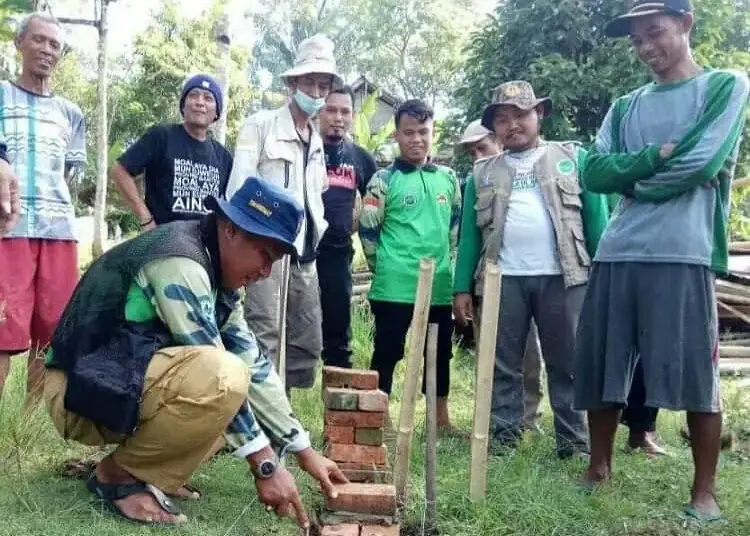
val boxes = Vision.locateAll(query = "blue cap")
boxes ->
[206,178,304,256]
[606,0,694,38]
[180,73,224,121]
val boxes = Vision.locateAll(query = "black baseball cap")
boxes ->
[605,0,694,38]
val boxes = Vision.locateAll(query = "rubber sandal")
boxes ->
[683,504,726,524]
[86,474,187,525]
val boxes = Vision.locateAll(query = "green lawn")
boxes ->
[1,305,749,536]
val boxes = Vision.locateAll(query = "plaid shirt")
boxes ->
[129,256,310,457]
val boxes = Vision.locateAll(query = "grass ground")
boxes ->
[1,305,749,536]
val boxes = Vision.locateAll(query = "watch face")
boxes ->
[259,460,276,478]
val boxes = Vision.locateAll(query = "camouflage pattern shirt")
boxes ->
[126,256,310,458]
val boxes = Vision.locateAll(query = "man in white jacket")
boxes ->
[227,35,341,389]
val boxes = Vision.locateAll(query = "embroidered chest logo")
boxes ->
[436,193,449,206]
[556,158,575,176]
[402,192,418,209]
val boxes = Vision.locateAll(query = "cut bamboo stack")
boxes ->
[716,249,750,360]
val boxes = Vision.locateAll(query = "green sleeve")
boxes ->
[582,145,662,194]
[454,176,481,294]
[577,148,611,257]
[358,169,390,272]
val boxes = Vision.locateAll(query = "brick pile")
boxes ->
[318,366,399,536]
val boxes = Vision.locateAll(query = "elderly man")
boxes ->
[44,177,346,528]
[228,34,342,389]
[113,74,233,231]
[0,12,87,405]
[575,0,749,520]
[453,120,544,435]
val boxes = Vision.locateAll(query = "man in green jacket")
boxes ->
[359,99,462,432]
[453,81,609,458]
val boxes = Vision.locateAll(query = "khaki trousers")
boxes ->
[45,346,249,493]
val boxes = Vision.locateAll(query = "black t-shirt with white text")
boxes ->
[320,141,377,249]
[118,124,233,225]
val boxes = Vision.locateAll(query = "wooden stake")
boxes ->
[276,255,292,386]
[425,323,439,529]
[394,258,435,505]
[470,262,502,502]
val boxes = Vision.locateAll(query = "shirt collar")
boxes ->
[393,157,438,173]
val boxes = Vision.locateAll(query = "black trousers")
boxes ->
[369,300,453,397]
[621,360,659,433]
[317,246,354,369]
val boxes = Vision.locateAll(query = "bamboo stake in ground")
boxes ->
[394,258,436,505]
[276,255,292,386]
[424,323,439,530]
[470,262,502,502]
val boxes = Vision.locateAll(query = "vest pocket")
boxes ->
[571,225,591,267]
[557,177,583,210]
[474,190,495,229]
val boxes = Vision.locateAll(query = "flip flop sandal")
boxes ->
[86,474,187,525]
[61,458,99,480]
[167,483,202,501]
[683,504,727,524]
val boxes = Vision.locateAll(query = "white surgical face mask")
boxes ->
[293,89,325,116]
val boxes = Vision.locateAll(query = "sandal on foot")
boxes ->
[86,474,187,525]
[683,505,726,524]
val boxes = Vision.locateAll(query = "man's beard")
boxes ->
[325,131,345,144]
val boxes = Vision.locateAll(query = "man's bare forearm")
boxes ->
[111,162,152,222]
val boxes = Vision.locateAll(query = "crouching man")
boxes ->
[43,177,346,528]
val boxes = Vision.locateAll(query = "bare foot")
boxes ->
[96,456,187,524]
[689,490,722,520]
[580,463,610,491]
[627,431,667,458]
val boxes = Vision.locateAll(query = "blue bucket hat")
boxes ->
[180,73,224,121]
[205,177,303,256]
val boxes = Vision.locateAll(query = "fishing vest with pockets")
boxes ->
[49,218,233,435]
[471,141,591,295]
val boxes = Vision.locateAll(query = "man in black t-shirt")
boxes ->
[112,74,233,231]
[317,87,377,368]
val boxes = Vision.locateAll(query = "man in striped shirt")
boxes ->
[574,0,749,521]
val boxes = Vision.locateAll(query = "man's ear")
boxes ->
[679,12,695,35]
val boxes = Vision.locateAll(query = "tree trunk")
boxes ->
[92,0,109,259]
[213,13,232,145]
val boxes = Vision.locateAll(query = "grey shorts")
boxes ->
[574,262,720,413]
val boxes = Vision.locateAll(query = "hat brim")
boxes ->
[281,63,344,88]
[206,196,298,258]
[481,98,553,132]
[605,9,672,38]
[457,132,492,147]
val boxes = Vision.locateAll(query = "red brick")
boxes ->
[320,524,360,536]
[325,387,360,411]
[326,483,397,516]
[324,366,379,390]
[341,466,392,484]
[355,428,384,446]
[325,425,355,445]
[358,390,389,412]
[326,444,387,465]
[325,410,385,428]
[361,525,400,536]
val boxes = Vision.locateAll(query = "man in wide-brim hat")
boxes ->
[227,34,343,390]
[454,80,608,459]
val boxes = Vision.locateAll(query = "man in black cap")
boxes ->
[43,177,346,528]
[112,73,233,231]
[575,0,749,522]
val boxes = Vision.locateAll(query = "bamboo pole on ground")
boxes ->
[424,323,439,530]
[470,263,502,502]
[276,255,292,386]
[719,345,750,359]
[394,258,435,505]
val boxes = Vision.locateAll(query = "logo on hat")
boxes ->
[201,80,210,89]
[504,83,522,98]
[249,199,272,217]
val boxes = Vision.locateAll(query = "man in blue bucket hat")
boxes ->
[42,177,347,528]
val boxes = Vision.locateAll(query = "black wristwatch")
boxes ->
[252,458,278,480]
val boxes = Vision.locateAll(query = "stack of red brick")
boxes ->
[319,366,399,536]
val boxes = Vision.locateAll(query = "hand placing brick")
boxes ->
[325,425,355,445]
[326,483,397,516]
[326,444,387,465]
[320,524,361,536]
[325,410,385,428]
[361,524,400,536]
[325,387,360,411]
[358,390,389,413]
[324,366,379,390]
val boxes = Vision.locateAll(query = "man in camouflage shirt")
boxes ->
[44,177,345,528]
